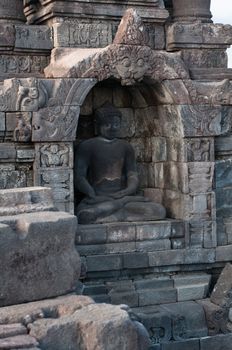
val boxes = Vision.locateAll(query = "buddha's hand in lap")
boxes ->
[84,195,113,204]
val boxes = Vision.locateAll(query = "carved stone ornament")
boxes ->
[45,9,189,85]
[32,79,96,142]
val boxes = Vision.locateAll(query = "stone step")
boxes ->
[0,335,38,349]
[0,325,27,339]
[83,273,211,306]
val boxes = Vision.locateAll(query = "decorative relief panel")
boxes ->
[35,142,73,169]
[0,55,49,77]
[53,21,113,48]
[187,138,214,162]
[13,112,32,142]
[35,169,73,203]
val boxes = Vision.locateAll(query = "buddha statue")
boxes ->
[75,103,166,224]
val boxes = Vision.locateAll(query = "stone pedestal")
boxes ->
[0,0,25,24]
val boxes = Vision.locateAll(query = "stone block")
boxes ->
[136,222,171,241]
[143,188,163,205]
[162,339,200,350]
[138,288,177,306]
[107,223,136,243]
[216,159,232,188]
[200,334,232,350]
[0,335,38,349]
[134,277,173,291]
[34,168,73,203]
[216,218,228,246]
[53,21,113,48]
[171,238,185,249]
[112,85,132,108]
[188,162,214,194]
[171,221,185,238]
[77,242,136,256]
[15,25,52,51]
[151,137,167,162]
[130,138,152,162]
[186,138,214,162]
[86,255,122,272]
[211,263,232,307]
[176,284,208,302]
[149,249,184,267]
[134,106,161,138]
[0,112,5,131]
[161,301,208,340]
[216,245,232,262]
[0,187,54,216]
[215,135,232,153]
[29,302,150,350]
[83,284,107,296]
[181,49,227,69]
[76,224,107,245]
[0,211,80,306]
[172,273,211,287]
[0,295,150,350]
[0,143,16,160]
[123,253,149,269]
[110,291,139,307]
[158,105,184,138]
[197,299,228,335]
[118,108,135,138]
[0,24,15,48]
[216,188,232,217]
[173,273,211,302]
[16,147,35,161]
[180,105,222,137]
[135,239,171,252]
[149,248,215,267]
[0,324,27,339]
[134,307,171,344]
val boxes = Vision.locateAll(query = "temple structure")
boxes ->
[1,0,232,349]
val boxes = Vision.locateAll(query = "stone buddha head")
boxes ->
[94,103,122,140]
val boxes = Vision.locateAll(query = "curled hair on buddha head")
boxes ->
[94,102,122,126]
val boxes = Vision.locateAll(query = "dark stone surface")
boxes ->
[200,334,232,350]
[75,103,166,224]
[161,301,208,340]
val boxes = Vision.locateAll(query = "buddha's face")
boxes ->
[98,115,121,140]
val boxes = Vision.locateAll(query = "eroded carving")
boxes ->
[40,144,69,168]
[13,113,32,142]
[16,78,48,112]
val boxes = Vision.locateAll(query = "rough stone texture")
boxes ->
[23,0,168,26]
[0,187,54,216]
[0,295,150,349]
[0,210,80,306]
[0,334,39,349]
[173,273,211,302]
[210,263,232,307]
[161,301,208,340]
[197,299,229,335]
[200,334,232,350]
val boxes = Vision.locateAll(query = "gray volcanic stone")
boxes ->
[0,211,80,306]
[211,263,232,307]
[28,302,151,350]
[0,187,54,216]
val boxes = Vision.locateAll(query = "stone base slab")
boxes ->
[0,187,54,216]
[0,211,80,307]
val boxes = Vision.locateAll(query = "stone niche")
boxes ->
[75,79,187,220]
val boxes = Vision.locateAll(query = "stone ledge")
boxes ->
[0,187,54,216]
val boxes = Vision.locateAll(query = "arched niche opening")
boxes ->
[74,78,185,220]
